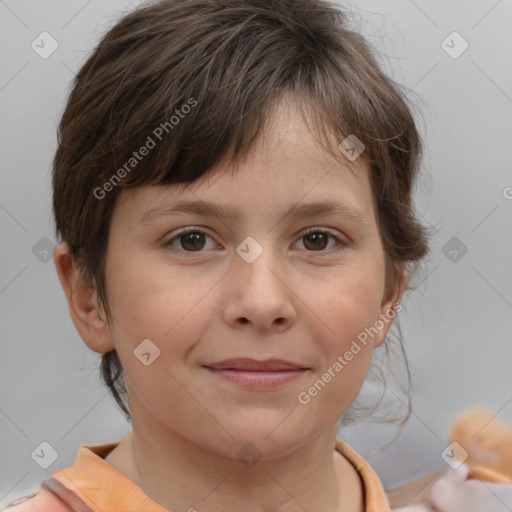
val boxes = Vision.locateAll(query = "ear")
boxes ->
[53,242,114,354]
[373,267,408,348]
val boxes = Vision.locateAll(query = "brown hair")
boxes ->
[52,0,433,424]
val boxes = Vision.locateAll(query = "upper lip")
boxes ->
[205,358,307,371]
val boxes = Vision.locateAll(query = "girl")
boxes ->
[7,0,509,510]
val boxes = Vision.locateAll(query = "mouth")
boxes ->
[203,358,309,388]
[205,357,308,371]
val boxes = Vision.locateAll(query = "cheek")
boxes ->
[317,264,384,344]
[103,247,224,404]
[296,336,373,425]
[303,266,384,407]
[104,254,213,419]
[298,289,377,421]
[105,248,211,341]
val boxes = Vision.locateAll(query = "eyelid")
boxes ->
[301,226,347,241]
[164,226,216,247]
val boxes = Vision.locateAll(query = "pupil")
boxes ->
[182,232,204,251]
[179,232,327,251]
[306,233,327,250]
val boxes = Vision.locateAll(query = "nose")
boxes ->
[221,242,297,333]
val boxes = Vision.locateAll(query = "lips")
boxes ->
[205,358,307,371]
[204,358,308,388]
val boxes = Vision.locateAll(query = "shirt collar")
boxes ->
[46,438,390,511]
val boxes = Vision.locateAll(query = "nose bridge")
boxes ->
[227,234,295,329]
[235,234,283,290]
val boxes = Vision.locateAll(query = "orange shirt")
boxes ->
[5,438,391,511]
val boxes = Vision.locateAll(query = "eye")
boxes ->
[164,227,217,252]
[163,227,347,255]
[294,228,347,253]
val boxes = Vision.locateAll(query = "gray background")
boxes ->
[1,0,511,506]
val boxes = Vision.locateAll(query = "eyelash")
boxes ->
[163,226,348,256]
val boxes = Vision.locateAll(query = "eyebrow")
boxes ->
[139,200,370,227]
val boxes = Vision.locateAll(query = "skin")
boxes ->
[54,97,407,512]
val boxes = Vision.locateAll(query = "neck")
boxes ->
[108,419,362,511]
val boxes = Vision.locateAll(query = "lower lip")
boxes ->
[205,368,307,388]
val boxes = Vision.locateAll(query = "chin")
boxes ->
[213,419,316,461]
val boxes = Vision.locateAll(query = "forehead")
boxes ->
[227,94,364,177]
[114,97,376,226]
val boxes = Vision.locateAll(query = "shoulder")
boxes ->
[2,487,74,512]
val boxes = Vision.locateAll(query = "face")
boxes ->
[88,100,402,460]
